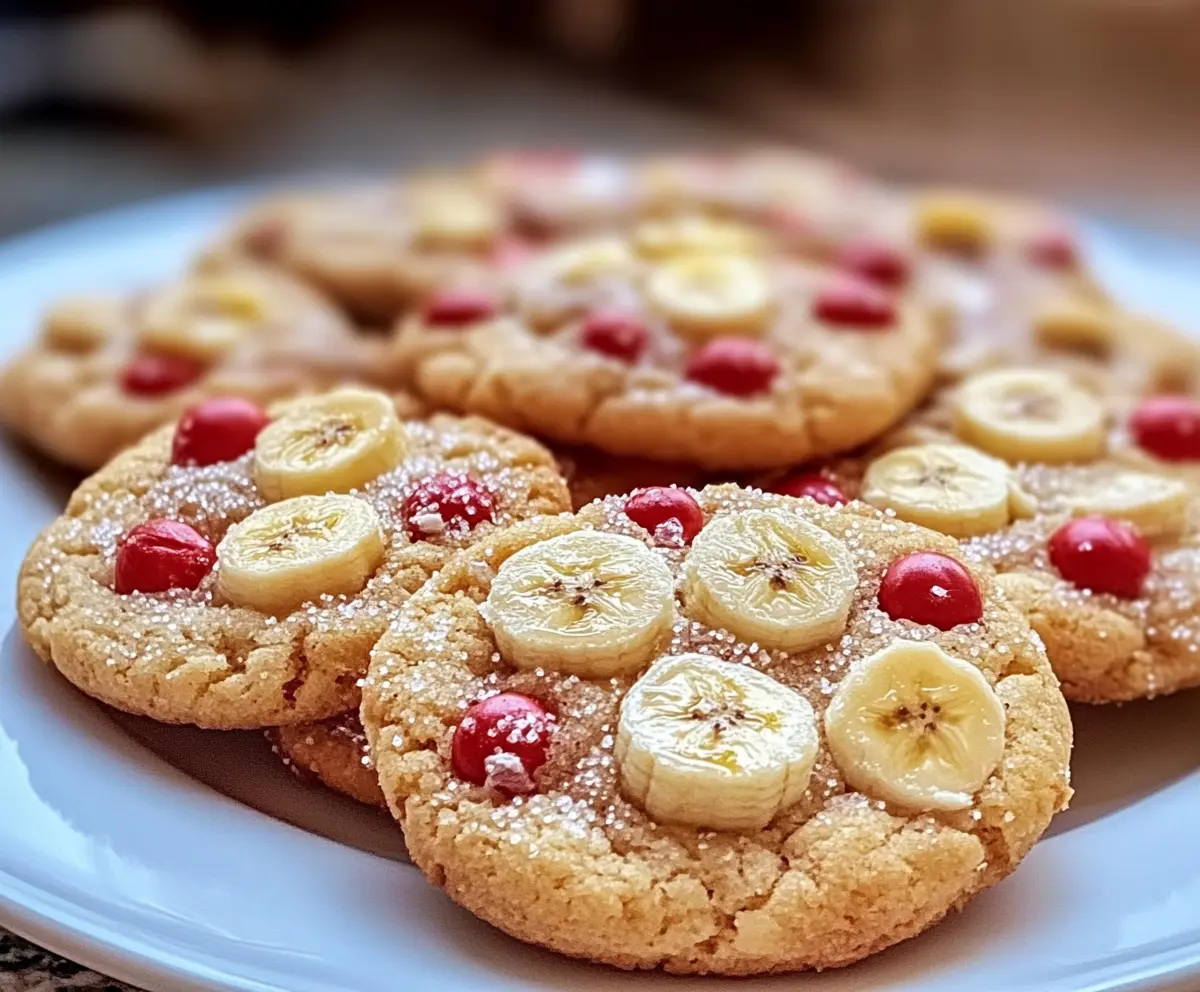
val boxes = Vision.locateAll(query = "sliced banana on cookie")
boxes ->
[616,653,818,831]
[1033,296,1116,357]
[410,185,501,249]
[541,236,636,286]
[824,640,1006,811]
[42,296,122,352]
[217,494,386,614]
[633,215,763,260]
[139,276,268,362]
[254,388,406,502]
[954,368,1106,464]
[646,254,773,339]
[1058,467,1189,539]
[683,508,857,652]
[862,444,1021,538]
[486,530,675,678]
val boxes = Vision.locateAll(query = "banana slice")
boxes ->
[138,275,268,362]
[485,530,675,678]
[954,368,1106,464]
[682,508,857,652]
[914,193,995,255]
[861,444,1020,538]
[824,640,1005,811]
[633,215,763,260]
[1059,467,1189,539]
[410,184,501,249]
[540,236,636,286]
[616,653,818,831]
[646,254,773,340]
[1033,296,1117,357]
[254,388,406,502]
[217,494,386,615]
[42,296,122,352]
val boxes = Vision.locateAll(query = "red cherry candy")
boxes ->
[580,309,648,362]
[624,486,704,545]
[403,472,495,541]
[878,552,983,629]
[837,239,910,288]
[1129,396,1200,462]
[114,519,216,594]
[1049,516,1151,600]
[1027,228,1078,270]
[171,397,270,467]
[770,472,847,507]
[813,276,897,329]
[121,354,205,397]
[422,289,498,328]
[685,338,779,397]
[451,692,556,793]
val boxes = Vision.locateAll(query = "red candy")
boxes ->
[1027,228,1078,270]
[114,520,216,594]
[770,472,847,507]
[422,289,498,328]
[120,354,205,397]
[624,486,704,545]
[878,552,983,629]
[403,472,495,541]
[813,276,897,329]
[171,397,270,467]
[837,239,910,288]
[580,309,648,362]
[685,338,779,397]
[451,692,556,793]
[1049,516,1151,600]
[1129,396,1200,462]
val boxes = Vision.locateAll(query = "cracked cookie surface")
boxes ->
[18,391,569,728]
[362,483,1071,974]
[0,265,380,470]
[391,236,939,470]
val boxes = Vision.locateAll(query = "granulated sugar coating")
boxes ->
[824,390,1200,702]
[17,396,570,729]
[361,483,1072,975]
[268,709,385,807]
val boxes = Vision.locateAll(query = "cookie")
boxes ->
[0,265,379,470]
[808,367,1200,702]
[210,175,517,325]
[268,709,385,807]
[391,233,939,469]
[18,387,570,728]
[361,483,1072,974]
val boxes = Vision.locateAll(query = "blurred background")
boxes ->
[2,1,1199,237]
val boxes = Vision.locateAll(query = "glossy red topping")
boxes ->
[1049,516,1151,600]
[1027,228,1078,270]
[685,338,779,397]
[624,486,704,545]
[171,397,270,467]
[114,520,216,594]
[403,472,495,541]
[422,289,498,328]
[813,276,897,329]
[580,309,649,362]
[878,552,983,629]
[451,692,556,794]
[770,472,847,507]
[1129,396,1200,462]
[120,354,205,397]
[837,239,910,288]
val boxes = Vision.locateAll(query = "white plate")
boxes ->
[3,190,1200,992]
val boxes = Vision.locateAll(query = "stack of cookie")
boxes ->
[9,147,1200,976]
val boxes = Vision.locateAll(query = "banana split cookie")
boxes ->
[18,387,569,728]
[391,232,939,469]
[800,367,1200,702]
[209,175,519,325]
[0,265,378,470]
[362,483,1072,974]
